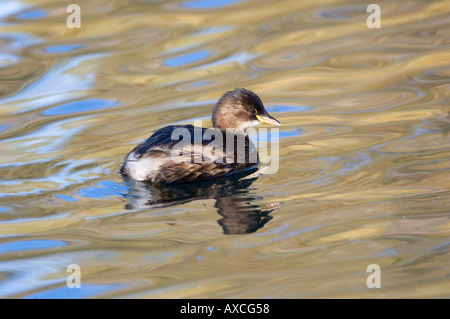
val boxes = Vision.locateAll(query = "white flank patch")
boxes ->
[123,152,166,181]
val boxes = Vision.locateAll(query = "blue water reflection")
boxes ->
[55,194,80,202]
[184,0,241,9]
[0,240,66,255]
[76,180,127,199]
[42,98,118,116]
[25,283,123,299]
[17,9,47,20]
[44,44,84,53]
[164,50,210,67]
[268,105,312,112]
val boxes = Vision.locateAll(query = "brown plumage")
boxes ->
[120,88,280,184]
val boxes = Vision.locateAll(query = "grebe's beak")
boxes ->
[256,114,281,126]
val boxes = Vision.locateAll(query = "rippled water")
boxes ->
[0,0,449,298]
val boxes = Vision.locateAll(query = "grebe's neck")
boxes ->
[213,120,259,135]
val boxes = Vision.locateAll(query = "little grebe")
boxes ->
[120,88,280,184]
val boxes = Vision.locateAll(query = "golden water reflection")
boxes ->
[0,0,449,298]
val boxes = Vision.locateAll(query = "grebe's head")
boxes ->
[212,88,280,134]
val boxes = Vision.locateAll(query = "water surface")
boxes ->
[0,0,449,298]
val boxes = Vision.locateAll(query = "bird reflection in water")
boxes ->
[123,170,279,234]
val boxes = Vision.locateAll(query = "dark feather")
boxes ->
[121,125,259,184]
